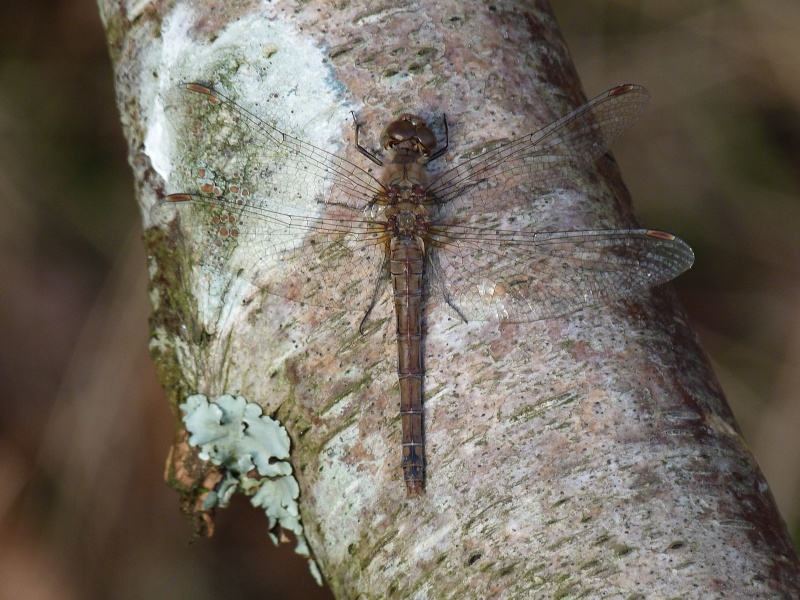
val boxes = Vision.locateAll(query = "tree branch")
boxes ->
[100,0,800,596]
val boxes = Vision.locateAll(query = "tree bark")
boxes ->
[99,0,800,597]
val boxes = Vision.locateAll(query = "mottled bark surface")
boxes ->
[99,0,800,597]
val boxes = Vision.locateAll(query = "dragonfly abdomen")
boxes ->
[390,237,425,495]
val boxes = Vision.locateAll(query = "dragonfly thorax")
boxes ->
[395,210,418,235]
[383,180,428,204]
[383,201,429,238]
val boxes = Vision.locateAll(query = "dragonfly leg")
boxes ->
[426,114,449,163]
[358,306,374,335]
[428,250,468,323]
[358,257,389,334]
[444,288,468,323]
[352,111,383,166]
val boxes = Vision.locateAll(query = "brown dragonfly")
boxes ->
[159,82,694,496]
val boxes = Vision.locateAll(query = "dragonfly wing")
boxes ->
[163,83,384,211]
[155,83,388,312]
[429,221,694,322]
[154,194,387,312]
[428,85,650,216]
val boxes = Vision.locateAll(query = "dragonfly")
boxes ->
[159,82,694,496]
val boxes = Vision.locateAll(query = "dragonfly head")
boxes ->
[381,114,438,158]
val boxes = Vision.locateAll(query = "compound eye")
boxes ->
[383,118,417,146]
[414,126,437,156]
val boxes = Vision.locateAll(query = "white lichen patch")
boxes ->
[181,394,319,582]
[142,4,357,368]
[182,394,291,476]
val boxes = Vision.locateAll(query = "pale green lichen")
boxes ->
[183,394,292,477]
[181,394,321,584]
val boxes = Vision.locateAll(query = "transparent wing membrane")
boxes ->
[156,82,691,321]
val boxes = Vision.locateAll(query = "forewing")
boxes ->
[428,85,650,216]
[155,83,387,311]
[429,222,694,322]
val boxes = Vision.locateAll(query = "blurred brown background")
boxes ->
[0,0,798,598]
